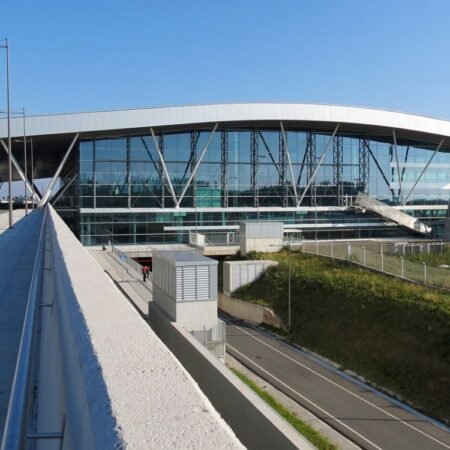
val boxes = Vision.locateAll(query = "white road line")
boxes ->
[229,323,450,449]
[228,344,383,450]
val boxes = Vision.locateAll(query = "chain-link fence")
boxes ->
[302,241,450,290]
[189,319,226,360]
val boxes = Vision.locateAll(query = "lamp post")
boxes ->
[288,233,291,330]
[30,137,34,209]
[22,109,27,214]
[8,109,31,214]
[0,39,12,227]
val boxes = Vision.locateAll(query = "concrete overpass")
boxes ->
[0,208,312,450]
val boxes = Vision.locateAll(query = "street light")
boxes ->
[22,108,27,214]
[6,109,31,215]
[288,233,291,330]
[0,38,12,227]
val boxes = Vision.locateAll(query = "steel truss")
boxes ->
[333,135,343,205]
[221,131,228,207]
[250,130,259,207]
[358,139,370,193]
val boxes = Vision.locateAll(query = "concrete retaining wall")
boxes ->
[219,293,284,329]
[148,302,310,450]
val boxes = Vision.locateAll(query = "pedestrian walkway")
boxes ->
[0,209,29,234]
[90,250,152,316]
[0,209,45,441]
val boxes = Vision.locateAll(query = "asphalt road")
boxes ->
[225,319,450,450]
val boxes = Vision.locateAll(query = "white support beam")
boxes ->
[297,124,340,207]
[0,138,40,202]
[39,133,79,206]
[403,138,445,205]
[280,121,299,205]
[150,128,178,207]
[392,130,403,204]
[51,173,78,206]
[176,123,219,208]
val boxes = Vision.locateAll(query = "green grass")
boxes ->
[230,367,337,450]
[401,245,450,267]
[232,250,450,422]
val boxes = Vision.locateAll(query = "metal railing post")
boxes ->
[423,262,427,284]
[400,256,404,278]
[381,251,384,272]
[331,241,334,258]
[363,246,366,266]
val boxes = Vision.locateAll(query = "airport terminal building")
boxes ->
[0,103,449,245]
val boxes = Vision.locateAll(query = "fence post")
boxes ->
[363,246,366,266]
[347,244,351,260]
[316,239,319,255]
[423,262,427,284]
[331,241,334,258]
[400,256,404,278]
[381,251,384,272]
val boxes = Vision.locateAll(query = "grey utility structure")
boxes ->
[223,260,278,297]
[152,250,218,329]
[240,222,284,256]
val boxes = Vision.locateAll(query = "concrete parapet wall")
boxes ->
[148,302,310,449]
[37,207,243,450]
[218,293,284,329]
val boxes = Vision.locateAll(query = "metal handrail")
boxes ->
[1,206,48,450]
[111,245,143,274]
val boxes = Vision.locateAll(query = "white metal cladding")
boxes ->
[240,222,284,239]
[1,103,450,138]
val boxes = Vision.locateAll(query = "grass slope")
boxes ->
[402,245,450,267]
[234,250,450,422]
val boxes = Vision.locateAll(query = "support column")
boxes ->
[358,139,370,193]
[127,137,131,208]
[306,132,317,206]
[190,131,198,207]
[159,134,165,208]
[221,131,228,208]
[279,131,287,206]
[333,135,343,205]
[250,130,259,207]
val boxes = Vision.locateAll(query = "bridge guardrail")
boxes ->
[1,207,51,450]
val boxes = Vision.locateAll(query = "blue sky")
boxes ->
[0,0,449,119]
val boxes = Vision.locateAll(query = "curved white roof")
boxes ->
[1,103,449,139]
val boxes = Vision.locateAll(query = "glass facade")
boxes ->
[76,127,450,245]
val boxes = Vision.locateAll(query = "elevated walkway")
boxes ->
[0,210,45,440]
[354,192,432,235]
[0,210,28,234]
[1,206,244,450]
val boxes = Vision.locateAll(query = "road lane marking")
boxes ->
[228,323,450,449]
[228,344,383,450]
